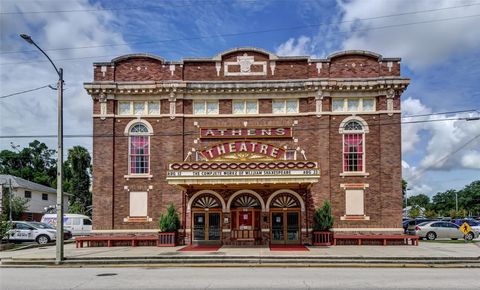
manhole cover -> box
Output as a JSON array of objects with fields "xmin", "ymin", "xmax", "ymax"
[{"xmin": 96, "ymin": 273, "xmax": 118, "ymax": 277}]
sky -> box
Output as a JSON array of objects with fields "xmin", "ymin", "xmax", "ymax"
[{"xmin": 0, "ymin": 0, "xmax": 479, "ymax": 198}]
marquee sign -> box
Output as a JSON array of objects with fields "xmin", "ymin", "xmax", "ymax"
[
  {"xmin": 166, "ymin": 161, "xmax": 321, "ymax": 185},
  {"xmin": 200, "ymin": 127, "xmax": 292, "ymax": 139},
  {"xmin": 200, "ymin": 140, "xmax": 285, "ymax": 160}
]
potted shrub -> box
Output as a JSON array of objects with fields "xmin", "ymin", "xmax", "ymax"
[
  {"xmin": 312, "ymin": 200, "xmax": 334, "ymax": 246},
  {"xmin": 158, "ymin": 204, "xmax": 180, "ymax": 246}
]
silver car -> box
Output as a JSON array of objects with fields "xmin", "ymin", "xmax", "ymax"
[{"xmin": 413, "ymin": 221, "xmax": 479, "ymax": 241}]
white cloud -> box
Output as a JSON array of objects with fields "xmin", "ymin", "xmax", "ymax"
[
  {"xmin": 402, "ymin": 160, "xmax": 433, "ymax": 195},
  {"xmin": 337, "ymin": 0, "xmax": 480, "ymax": 69},
  {"xmin": 401, "ymin": 98, "xmax": 480, "ymax": 171},
  {"xmin": 401, "ymin": 97, "xmax": 431, "ymax": 153},
  {"xmin": 461, "ymin": 150, "xmax": 480, "ymax": 169},
  {"xmin": 275, "ymin": 36, "xmax": 312, "ymax": 56},
  {"xmin": 0, "ymin": 0, "xmax": 131, "ymax": 155}
]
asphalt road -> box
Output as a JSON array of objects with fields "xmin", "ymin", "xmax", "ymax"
[{"xmin": 0, "ymin": 267, "xmax": 478, "ymax": 289}]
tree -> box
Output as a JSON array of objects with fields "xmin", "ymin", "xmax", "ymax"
[
  {"xmin": 313, "ymin": 201, "xmax": 334, "ymax": 231},
  {"xmin": 402, "ymin": 179, "xmax": 408, "ymax": 205},
  {"xmin": 460, "ymin": 180, "xmax": 480, "ymax": 216},
  {"xmin": 407, "ymin": 194, "xmax": 430, "ymax": 209},
  {"xmin": 1, "ymin": 189, "xmax": 29, "ymax": 220},
  {"xmin": 0, "ymin": 140, "xmax": 56, "ymax": 188},
  {"xmin": 159, "ymin": 204, "xmax": 180, "ymax": 232},
  {"xmin": 408, "ymin": 205, "xmax": 421, "ymax": 219},
  {"xmin": 0, "ymin": 214, "xmax": 11, "ymax": 244},
  {"xmin": 424, "ymin": 209, "xmax": 437, "ymax": 219},
  {"xmin": 431, "ymin": 189, "xmax": 457, "ymax": 216},
  {"xmin": 64, "ymin": 146, "xmax": 92, "ymax": 215}
]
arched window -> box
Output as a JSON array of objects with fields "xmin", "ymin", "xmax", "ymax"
[
  {"xmin": 342, "ymin": 120, "xmax": 364, "ymax": 172},
  {"xmin": 129, "ymin": 123, "xmax": 150, "ymax": 174}
]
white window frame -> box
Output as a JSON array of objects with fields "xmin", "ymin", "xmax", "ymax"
[
  {"xmin": 193, "ymin": 100, "xmax": 219, "ymax": 115},
  {"xmin": 232, "ymin": 99, "xmax": 258, "ymax": 115},
  {"xmin": 118, "ymin": 101, "xmax": 161, "ymax": 116},
  {"xmin": 128, "ymin": 123, "xmax": 151, "ymax": 175},
  {"xmin": 272, "ymin": 99, "xmax": 299, "ymax": 114},
  {"xmin": 331, "ymin": 98, "xmax": 376, "ymax": 112},
  {"xmin": 341, "ymin": 119, "xmax": 367, "ymax": 174},
  {"xmin": 129, "ymin": 191, "xmax": 148, "ymax": 217}
]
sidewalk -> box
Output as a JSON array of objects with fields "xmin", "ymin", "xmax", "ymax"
[{"xmin": 1, "ymin": 241, "xmax": 479, "ymax": 267}]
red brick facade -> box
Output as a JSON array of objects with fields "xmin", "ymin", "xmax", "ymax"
[{"xmin": 85, "ymin": 48, "xmax": 409, "ymax": 245}]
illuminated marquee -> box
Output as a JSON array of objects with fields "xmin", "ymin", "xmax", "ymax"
[
  {"xmin": 200, "ymin": 141, "xmax": 285, "ymax": 160},
  {"xmin": 200, "ymin": 127, "xmax": 292, "ymax": 139}
]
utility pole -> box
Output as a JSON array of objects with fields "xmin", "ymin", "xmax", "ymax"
[
  {"xmin": 9, "ymin": 178, "xmax": 12, "ymax": 222},
  {"xmin": 20, "ymin": 34, "xmax": 64, "ymax": 264},
  {"xmin": 455, "ymin": 192, "xmax": 458, "ymax": 212}
]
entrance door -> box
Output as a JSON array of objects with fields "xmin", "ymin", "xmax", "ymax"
[
  {"xmin": 192, "ymin": 211, "xmax": 221, "ymax": 244},
  {"xmin": 270, "ymin": 211, "xmax": 300, "ymax": 244}
]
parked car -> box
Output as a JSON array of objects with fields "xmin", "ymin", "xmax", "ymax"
[
  {"xmin": 406, "ymin": 218, "xmax": 438, "ymax": 235},
  {"xmin": 413, "ymin": 221, "xmax": 479, "ymax": 241},
  {"xmin": 41, "ymin": 214, "xmax": 92, "ymax": 236},
  {"xmin": 26, "ymin": 221, "xmax": 73, "ymax": 240},
  {"xmin": 452, "ymin": 219, "xmax": 480, "ymax": 235},
  {"xmin": 7, "ymin": 221, "xmax": 56, "ymax": 244}
]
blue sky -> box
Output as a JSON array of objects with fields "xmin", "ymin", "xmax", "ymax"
[{"xmin": 1, "ymin": 0, "xmax": 479, "ymax": 198}]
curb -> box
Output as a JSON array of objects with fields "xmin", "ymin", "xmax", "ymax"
[{"xmin": 2, "ymin": 256, "xmax": 480, "ymax": 268}]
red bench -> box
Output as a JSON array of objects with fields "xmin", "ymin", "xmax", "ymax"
[
  {"xmin": 333, "ymin": 234, "xmax": 419, "ymax": 246},
  {"xmin": 75, "ymin": 235, "xmax": 159, "ymax": 248}
]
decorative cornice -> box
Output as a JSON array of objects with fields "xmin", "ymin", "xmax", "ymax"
[{"xmin": 84, "ymin": 78, "xmax": 410, "ymax": 96}]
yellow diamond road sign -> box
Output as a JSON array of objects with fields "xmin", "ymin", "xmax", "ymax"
[{"xmin": 459, "ymin": 222, "xmax": 472, "ymax": 235}]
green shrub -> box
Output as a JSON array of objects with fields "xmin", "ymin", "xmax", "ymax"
[
  {"xmin": 0, "ymin": 215, "xmax": 12, "ymax": 243},
  {"xmin": 313, "ymin": 200, "xmax": 334, "ymax": 231},
  {"xmin": 158, "ymin": 204, "xmax": 180, "ymax": 232}
]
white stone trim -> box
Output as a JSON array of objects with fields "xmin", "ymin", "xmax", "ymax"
[
  {"xmin": 187, "ymin": 190, "xmax": 227, "ymax": 213},
  {"xmin": 266, "ymin": 189, "xmax": 305, "ymax": 212},
  {"xmin": 123, "ymin": 119, "xmax": 154, "ymax": 136},
  {"xmin": 95, "ymin": 110, "xmax": 402, "ymax": 119},
  {"xmin": 338, "ymin": 116, "xmax": 370, "ymax": 134},
  {"xmin": 226, "ymin": 189, "xmax": 266, "ymax": 211}
]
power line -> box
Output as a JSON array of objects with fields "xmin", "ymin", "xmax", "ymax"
[
  {"xmin": 0, "ymin": 115, "xmax": 476, "ymax": 139},
  {"xmin": 2, "ymin": 3, "xmax": 480, "ymax": 55},
  {"xmin": 407, "ymin": 134, "xmax": 480, "ymax": 183},
  {"xmin": 0, "ymin": 0, "xmax": 282, "ymax": 15},
  {"xmin": 1, "ymin": 0, "xmax": 477, "ymax": 16},
  {"xmin": 402, "ymin": 109, "xmax": 479, "ymax": 118},
  {"xmin": 3, "ymin": 13, "xmax": 480, "ymax": 66},
  {"xmin": 0, "ymin": 85, "xmax": 53, "ymax": 99}
]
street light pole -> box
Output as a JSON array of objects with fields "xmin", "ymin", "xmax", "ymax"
[
  {"xmin": 20, "ymin": 34, "xmax": 64, "ymax": 264},
  {"xmin": 455, "ymin": 192, "xmax": 458, "ymax": 212}
]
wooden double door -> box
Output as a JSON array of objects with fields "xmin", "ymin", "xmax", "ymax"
[{"xmin": 270, "ymin": 210, "xmax": 301, "ymax": 244}]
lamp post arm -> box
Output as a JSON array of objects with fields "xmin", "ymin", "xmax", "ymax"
[{"xmin": 30, "ymin": 41, "xmax": 61, "ymax": 78}]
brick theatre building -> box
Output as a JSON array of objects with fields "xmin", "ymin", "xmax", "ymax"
[{"xmin": 84, "ymin": 47, "xmax": 409, "ymax": 245}]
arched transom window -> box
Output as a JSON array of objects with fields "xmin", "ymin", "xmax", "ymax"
[
  {"xmin": 342, "ymin": 120, "xmax": 365, "ymax": 172},
  {"xmin": 129, "ymin": 123, "xmax": 150, "ymax": 174}
]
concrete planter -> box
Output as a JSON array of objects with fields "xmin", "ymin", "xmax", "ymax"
[
  {"xmin": 158, "ymin": 232, "xmax": 177, "ymax": 247},
  {"xmin": 312, "ymin": 231, "xmax": 333, "ymax": 246}
]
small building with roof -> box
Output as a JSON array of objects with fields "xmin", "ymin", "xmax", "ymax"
[{"xmin": 0, "ymin": 174, "xmax": 69, "ymax": 221}]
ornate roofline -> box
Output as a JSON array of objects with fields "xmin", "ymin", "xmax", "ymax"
[{"xmin": 111, "ymin": 53, "xmax": 165, "ymax": 64}]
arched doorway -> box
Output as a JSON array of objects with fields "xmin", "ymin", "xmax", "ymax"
[
  {"xmin": 230, "ymin": 193, "xmax": 262, "ymax": 241},
  {"xmin": 191, "ymin": 193, "xmax": 222, "ymax": 244},
  {"xmin": 269, "ymin": 192, "xmax": 301, "ymax": 244}
]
